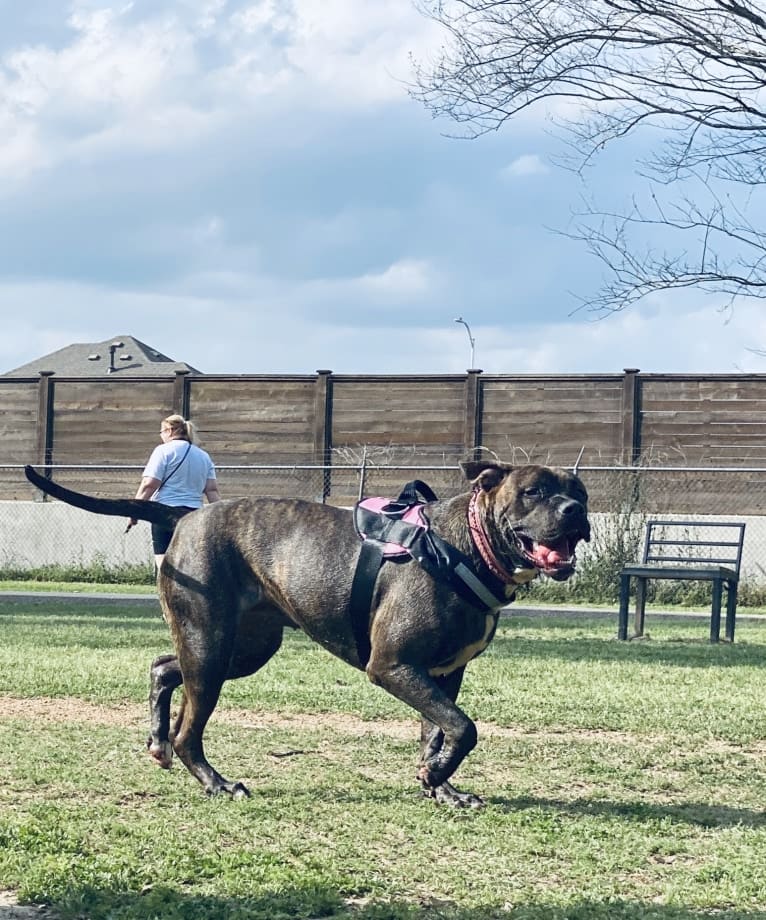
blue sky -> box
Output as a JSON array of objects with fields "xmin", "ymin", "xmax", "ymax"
[{"xmin": 2, "ymin": 0, "xmax": 765, "ymax": 376}]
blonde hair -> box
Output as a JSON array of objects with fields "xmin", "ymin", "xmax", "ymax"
[{"xmin": 163, "ymin": 414, "xmax": 197, "ymax": 444}]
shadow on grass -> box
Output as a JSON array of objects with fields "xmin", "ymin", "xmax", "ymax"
[
  {"xmin": 28, "ymin": 884, "xmax": 766, "ymax": 920},
  {"xmin": 490, "ymin": 793, "xmax": 766, "ymax": 829}
]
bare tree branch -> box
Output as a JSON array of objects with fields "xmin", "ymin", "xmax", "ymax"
[{"xmin": 412, "ymin": 0, "xmax": 766, "ymax": 313}]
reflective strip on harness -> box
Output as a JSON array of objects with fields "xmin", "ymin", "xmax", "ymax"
[{"xmin": 453, "ymin": 562, "xmax": 507, "ymax": 610}]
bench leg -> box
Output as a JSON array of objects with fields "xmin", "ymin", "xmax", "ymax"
[
  {"xmin": 618, "ymin": 574, "xmax": 630, "ymax": 640},
  {"xmin": 725, "ymin": 581, "xmax": 737, "ymax": 643},
  {"xmin": 634, "ymin": 577, "xmax": 647, "ymax": 638},
  {"xmin": 710, "ymin": 578, "xmax": 723, "ymax": 643}
]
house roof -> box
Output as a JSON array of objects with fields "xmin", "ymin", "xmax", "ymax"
[{"xmin": 2, "ymin": 335, "xmax": 202, "ymax": 377}]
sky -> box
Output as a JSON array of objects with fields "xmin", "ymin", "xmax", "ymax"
[{"xmin": 2, "ymin": 0, "xmax": 765, "ymax": 377}]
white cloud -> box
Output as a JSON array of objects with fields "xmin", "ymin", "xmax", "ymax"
[
  {"xmin": 0, "ymin": 0, "xmax": 439, "ymax": 182},
  {"xmin": 501, "ymin": 154, "xmax": 549, "ymax": 178},
  {"xmin": 0, "ymin": 118, "xmax": 48, "ymax": 176},
  {"xmin": 6, "ymin": 8, "xmax": 190, "ymax": 114},
  {"xmin": 285, "ymin": 0, "xmax": 443, "ymax": 106},
  {"xmin": 471, "ymin": 298, "xmax": 766, "ymax": 375},
  {"xmin": 2, "ymin": 276, "xmax": 763, "ymax": 377},
  {"xmin": 1, "ymin": 0, "xmax": 761, "ymax": 386},
  {"xmin": 0, "ymin": 5, "xmax": 202, "ymax": 179},
  {"xmin": 357, "ymin": 259, "xmax": 434, "ymax": 298}
]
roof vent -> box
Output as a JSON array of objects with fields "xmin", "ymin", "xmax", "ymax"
[
  {"xmin": 87, "ymin": 354, "xmax": 100, "ymax": 361},
  {"xmin": 107, "ymin": 341, "xmax": 124, "ymax": 373}
]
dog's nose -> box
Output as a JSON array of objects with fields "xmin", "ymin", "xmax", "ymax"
[
  {"xmin": 557, "ymin": 498, "xmax": 584, "ymax": 517},
  {"xmin": 556, "ymin": 497, "xmax": 590, "ymax": 540}
]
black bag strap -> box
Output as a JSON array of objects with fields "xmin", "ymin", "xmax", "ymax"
[{"xmin": 154, "ymin": 442, "xmax": 192, "ymax": 495}]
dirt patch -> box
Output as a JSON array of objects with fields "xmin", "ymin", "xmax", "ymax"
[
  {"xmin": 0, "ymin": 693, "xmax": 709, "ymax": 746},
  {"xmin": 0, "ymin": 693, "xmax": 587, "ymax": 741},
  {"xmin": 0, "ymin": 694, "xmax": 419, "ymax": 737},
  {"xmin": 0, "ymin": 695, "xmax": 145, "ymax": 728},
  {"xmin": 4, "ymin": 694, "xmax": 766, "ymax": 756},
  {"xmin": 0, "ymin": 891, "xmax": 54, "ymax": 920}
]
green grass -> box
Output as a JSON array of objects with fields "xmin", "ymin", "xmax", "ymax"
[
  {"xmin": 2, "ymin": 600, "xmax": 766, "ymax": 919},
  {"xmin": 0, "ymin": 560, "xmax": 155, "ymax": 586},
  {"xmin": 0, "ymin": 579, "xmax": 154, "ymax": 594}
]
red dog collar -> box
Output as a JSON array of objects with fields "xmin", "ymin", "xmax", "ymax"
[{"xmin": 468, "ymin": 487, "xmax": 525, "ymax": 586}]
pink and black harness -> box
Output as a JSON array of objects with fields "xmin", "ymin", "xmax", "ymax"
[{"xmin": 350, "ymin": 480, "xmax": 515, "ymax": 666}]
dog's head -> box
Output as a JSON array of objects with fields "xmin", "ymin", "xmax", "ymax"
[{"xmin": 461, "ymin": 460, "xmax": 590, "ymax": 582}]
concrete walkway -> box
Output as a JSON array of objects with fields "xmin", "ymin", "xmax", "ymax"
[
  {"xmin": 2, "ymin": 590, "xmax": 765, "ymax": 625},
  {"xmin": 0, "ymin": 589, "xmax": 610, "ymax": 615},
  {"xmin": 0, "ymin": 590, "xmax": 158, "ymax": 605}
]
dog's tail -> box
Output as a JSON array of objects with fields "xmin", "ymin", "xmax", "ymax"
[{"xmin": 24, "ymin": 465, "xmax": 188, "ymax": 529}]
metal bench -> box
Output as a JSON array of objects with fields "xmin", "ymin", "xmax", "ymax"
[{"xmin": 617, "ymin": 519, "xmax": 746, "ymax": 643}]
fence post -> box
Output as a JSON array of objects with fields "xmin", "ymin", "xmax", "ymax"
[
  {"xmin": 173, "ymin": 369, "xmax": 190, "ymax": 419},
  {"xmin": 357, "ymin": 445, "xmax": 368, "ymax": 501},
  {"xmin": 463, "ymin": 368, "xmax": 483, "ymax": 459},
  {"xmin": 621, "ymin": 368, "xmax": 641, "ymax": 464},
  {"xmin": 313, "ymin": 369, "xmax": 333, "ymax": 502},
  {"xmin": 36, "ymin": 371, "xmax": 55, "ymax": 489}
]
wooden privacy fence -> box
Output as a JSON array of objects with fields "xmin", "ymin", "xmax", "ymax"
[{"xmin": 4, "ymin": 368, "xmax": 766, "ymax": 512}]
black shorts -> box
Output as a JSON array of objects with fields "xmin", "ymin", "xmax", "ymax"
[{"xmin": 151, "ymin": 507, "xmax": 195, "ymax": 554}]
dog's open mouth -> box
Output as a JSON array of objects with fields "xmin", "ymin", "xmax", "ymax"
[{"xmin": 517, "ymin": 533, "xmax": 582, "ymax": 580}]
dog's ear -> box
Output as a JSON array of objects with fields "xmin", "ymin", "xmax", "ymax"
[{"xmin": 460, "ymin": 460, "xmax": 513, "ymax": 492}]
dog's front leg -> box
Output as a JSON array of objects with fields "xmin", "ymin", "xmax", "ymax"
[
  {"xmin": 366, "ymin": 657, "xmax": 478, "ymax": 794},
  {"xmin": 419, "ymin": 669, "xmax": 484, "ymax": 808}
]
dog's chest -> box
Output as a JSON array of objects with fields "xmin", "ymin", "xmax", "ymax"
[{"xmin": 428, "ymin": 612, "xmax": 499, "ymax": 677}]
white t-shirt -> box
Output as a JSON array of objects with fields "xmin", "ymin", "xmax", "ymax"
[{"xmin": 142, "ymin": 439, "xmax": 216, "ymax": 508}]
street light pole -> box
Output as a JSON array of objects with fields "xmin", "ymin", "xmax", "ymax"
[{"xmin": 454, "ymin": 316, "xmax": 475, "ymax": 369}]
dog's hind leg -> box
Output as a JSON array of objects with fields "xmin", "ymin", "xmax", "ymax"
[
  {"xmin": 170, "ymin": 609, "xmax": 287, "ymax": 798},
  {"xmin": 147, "ymin": 654, "xmax": 182, "ymax": 768},
  {"xmin": 171, "ymin": 661, "xmax": 250, "ymax": 798},
  {"xmin": 418, "ymin": 668, "xmax": 483, "ymax": 809}
]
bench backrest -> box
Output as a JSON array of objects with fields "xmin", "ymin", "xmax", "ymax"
[{"xmin": 641, "ymin": 520, "xmax": 746, "ymax": 574}]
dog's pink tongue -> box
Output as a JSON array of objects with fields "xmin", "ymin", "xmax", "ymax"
[{"xmin": 532, "ymin": 538, "xmax": 570, "ymax": 567}]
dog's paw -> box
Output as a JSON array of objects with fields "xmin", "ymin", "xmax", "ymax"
[
  {"xmin": 147, "ymin": 739, "xmax": 174, "ymax": 769},
  {"xmin": 205, "ymin": 780, "xmax": 252, "ymax": 800},
  {"xmin": 420, "ymin": 778, "xmax": 484, "ymax": 809}
]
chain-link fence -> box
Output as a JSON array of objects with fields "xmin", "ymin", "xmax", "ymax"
[{"xmin": 4, "ymin": 460, "xmax": 766, "ymax": 602}]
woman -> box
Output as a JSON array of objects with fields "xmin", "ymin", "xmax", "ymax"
[{"xmin": 129, "ymin": 414, "xmax": 221, "ymax": 571}]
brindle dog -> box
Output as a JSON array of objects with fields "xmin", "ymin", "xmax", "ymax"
[{"xmin": 25, "ymin": 460, "xmax": 589, "ymax": 807}]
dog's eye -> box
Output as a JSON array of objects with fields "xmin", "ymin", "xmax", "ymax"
[{"xmin": 523, "ymin": 487, "xmax": 543, "ymax": 498}]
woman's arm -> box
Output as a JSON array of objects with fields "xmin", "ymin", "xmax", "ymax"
[
  {"xmin": 128, "ymin": 475, "xmax": 162, "ymax": 528},
  {"xmin": 203, "ymin": 478, "xmax": 221, "ymax": 503},
  {"xmin": 135, "ymin": 476, "xmax": 162, "ymax": 501}
]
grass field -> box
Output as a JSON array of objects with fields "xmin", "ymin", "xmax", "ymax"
[{"xmin": 1, "ymin": 596, "xmax": 766, "ymax": 919}]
